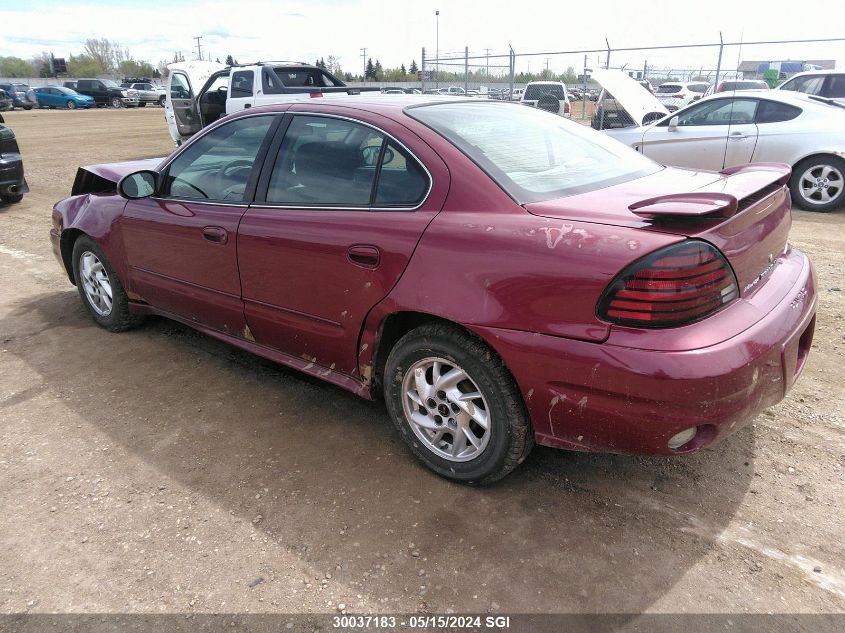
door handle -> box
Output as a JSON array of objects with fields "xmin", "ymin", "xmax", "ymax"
[
  {"xmin": 729, "ymin": 132, "xmax": 747, "ymax": 140},
  {"xmin": 347, "ymin": 244, "xmax": 380, "ymax": 269},
  {"xmin": 202, "ymin": 226, "xmax": 228, "ymax": 244}
]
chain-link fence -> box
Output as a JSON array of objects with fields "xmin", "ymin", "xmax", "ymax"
[{"xmin": 410, "ymin": 36, "xmax": 844, "ymax": 127}]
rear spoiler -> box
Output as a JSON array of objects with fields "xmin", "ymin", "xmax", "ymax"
[{"xmin": 629, "ymin": 163, "xmax": 791, "ymax": 220}]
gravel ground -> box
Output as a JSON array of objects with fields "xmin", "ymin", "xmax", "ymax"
[{"xmin": 0, "ymin": 107, "xmax": 843, "ymax": 617}]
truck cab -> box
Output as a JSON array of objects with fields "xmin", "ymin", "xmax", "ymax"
[{"xmin": 164, "ymin": 60, "xmax": 379, "ymax": 144}]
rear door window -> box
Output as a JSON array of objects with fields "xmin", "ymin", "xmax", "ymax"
[
  {"xmin": 824, "ymin": 75, "xmax": 845, "ymax": 98},
  {"xmin": 755, "ymin": 100, "xmax": 802, "ymax": 124},
  {"xmin": 780, "ymin": 75, "xmax": 824, "ymax": 95},
  {"xmin": 170, "ymin": 73, "xmax": 192, "ymax": 100},
  {"xmin": 676, "ymin": 98, "xmax": 758, "ymax": 126},
  {"xmin": 230, "ymin": 71, "xmax": 254, "ymax": 98}
]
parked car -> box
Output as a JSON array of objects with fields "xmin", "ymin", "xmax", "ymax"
[
  {"xmin": 402, "ymin": 88, "xmax": 422, "ymax": 95},
  {"xmin": 121, "ymin": 82, "xmax": 164, "ymax": 107},
  {"xmin": 604, "ymin": 89, "xmax": 845, "ymax": 211},
  {"xmin": 424, "ymin": 88, "xmax": 444, "ymax": 95},
  {"xmin": 63, "ymin": 81, "xmax": 77, "ymax": 91},
  {"xmin": 521, "ymin": 81, "xmax": 571, "ymax": 117},
  {"xmin": 590, "ymin": 71, "xmax": 668, "ymax": 130},
  {"xmin": 705, "ymin": 79, "xmax": 769, "ymax": 96},
  {"xmin": 50, "ymin": 97, "xmax": 816, "ymax": 483},
  {"xmin": 654, "ymin": 81, "xmax": 709, "ymax": 111},
  {"xmin": 0, "ymin": 121, "xmax": 28, "ymax": 203},
  {"xmin": 0, "ymin": 83, "xmax": 35, "ymax": 110},
  {"xmin": 73, "ymin": 79, "xmax": 139, "ymax": 108},
  {"xmin": 0, "ymin": 89, "xmax": 12, "ymax": 113},
  {"xmin": 444, "ymin": 86, "xmax": 466, "ymax": 96},
  {"xmin": 382, "ymin": 89, "xmax": 405, "ymax": 95},
  {"xmin": 165, "ymin": 60, "xmax": 380, "ymax": 145},
  {"xmin": 510, "ymin": 87, "xmax": 524, "ymax": 101},
  {"xmin": 777, "ymin": 70, "xmax": 845, "ymax": 105},
  {"xmin": 32, "ymin": 86, "xmax": 96, "ymax": 110}
]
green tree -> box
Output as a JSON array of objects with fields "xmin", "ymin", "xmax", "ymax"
[
  {"xmin": 0, "ymin": 56, "xmax": 32, "ymax": 77},
  {"xmin": 67, "ymin": 54, "xmax": 104, "ymax": 78},
  {"xmin": 400, "ymin": 64, "xmax": 406, "ymax": 76},
  {"xmin": 374, "ymin": 60, "xmax": 383, "ymax": 80},
  {"xmin": 365, "ymin": 58, "xmax": 375, "ymax": 80},
  {"xmin": 409, "ymin": 60, "xmax": 418, "ymax": 74}
]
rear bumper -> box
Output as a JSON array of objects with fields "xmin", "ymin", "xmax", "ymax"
[
  {"xmin": 0, "ymin": 154, "xmax": 28, "ymax": 196},
  {"xmin": 469, "ymin": 247, "xmax": 817, "ymax": 455}
]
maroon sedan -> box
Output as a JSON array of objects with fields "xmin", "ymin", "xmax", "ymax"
[{"xmin": 50, "ymin": 97, "xmax": 817, "ymax": 484}]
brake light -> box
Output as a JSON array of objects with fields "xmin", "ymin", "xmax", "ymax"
[
  {"xmin": 564, "ymin": 100, "xmax": 570, "ymax": 114},
  {"xmin": 309, "ymin": 92, "xmax": 323, "ymax": 98},
  {"xmin": 677, "ymin": 92, "xmax": 688, "ymax": 98},
  {"xmin": 597, "ymin": 241, "xmax": 738, "ymax": 328}
]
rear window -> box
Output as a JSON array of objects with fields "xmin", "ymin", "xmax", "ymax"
[
  {"xmin": 688, "ymin": 83, "xmax": 709, "ymax": 93},
  {"xmin": 408, "ymin": 102, "xmax": 660, "ymax": 204},
  {"xmin": 524, "ymin": 84, "xmax": 564, "ymax": 100},
  {"xmin": 656, "ymin": 84, "xmax": 682, "ymax": 94},
  {"xmin": 826, "ymin": 75, "xmax": 845, "ymax": 98}
]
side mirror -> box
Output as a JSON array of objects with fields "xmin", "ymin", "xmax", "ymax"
[
  {"xmin": 667, "ymin": 116, "xmax": 679, "ymax": 131},
  {"xmin": 118, "ymin": 170, "xmax": 157, "ymax": 199}
]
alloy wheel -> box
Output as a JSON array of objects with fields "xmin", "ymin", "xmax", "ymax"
[
  {"xmin": 401, "ymin": 357, "xmax": 491, "ymax": 462},
  {"xmin": 79, "ymin": 251, "xmax": 113, "ymax": 316},
  {"xmin": 799, "ymin": 163, "xmax": 843, "ymax": 206}
]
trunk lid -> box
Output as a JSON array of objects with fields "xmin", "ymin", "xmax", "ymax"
[
  {"xmin": 524, "ymin": 163, "xmax": 792, "ymax": 296},
  {"xmin": 590, "ymin": 68, "xmax": 668, "ymax": 126}
]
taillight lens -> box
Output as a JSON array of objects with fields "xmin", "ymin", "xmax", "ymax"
[
  {"xmin": 598, "ymin": 241, "xmax": 738, "ymax": 328},
  {"xmin": 564, "ymin": 100, "xmax": 570, "ymax": 114}
]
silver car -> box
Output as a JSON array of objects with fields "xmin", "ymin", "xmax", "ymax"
[
  {"xmin": 122, "ymin": 82, "xmax": 165, "ymax": 107},
  {"xmin": 605, "ymin": 90, "xmax": 845, "ymax": 212}
]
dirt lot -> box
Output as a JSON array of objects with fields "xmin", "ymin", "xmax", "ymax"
[{"xmin": 0, "ymin": 107, "xmax": 844, "ymax": 618}]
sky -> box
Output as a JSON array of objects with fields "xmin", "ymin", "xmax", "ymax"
[{"xmin": 1, "ymin": 0, "xmax": 843, "ymax": 77}]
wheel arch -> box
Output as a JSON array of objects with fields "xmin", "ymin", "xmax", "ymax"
[
  {"xmin": 790, "ymin": 151, "xmax": 845, "ymax": 172},
  {"xmin": 59, "ymin": 228, "xmax": 86, "ymax": 284}
]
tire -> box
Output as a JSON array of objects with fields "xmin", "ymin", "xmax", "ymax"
[
  {"xmin": 71, "ymin": 235, "xmax": 143, "ymax": 332},
  {"xmin": 537, "ymin": 94, "xmax": 560, "ymax": 114},
  {"xmin": 1, "ymin": 193, "xmax": 23, "ymax": 204},
  {"xmin": 139, "ymin": 102, "xmax": 146, "ymax": 107},
  {"xmin": 110, "ymin": 96, "xmax": 122, "ymax": 108},
  {"xmin": 158, "ymin": 95, "xmax": 166, "ymax": 107},
  {"xmin": 790, "ymin": 155, "xmax": 845, "ymax": 212},
  {"xmin": 384, "ymin": 323, "xmax": 534, "ymax": 485},
  {"xmin": 66, "ymin": 100, "xmax": 76, "ymax": 110}
]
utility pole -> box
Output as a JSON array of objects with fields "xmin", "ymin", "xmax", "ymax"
[
  {"xmin": 360, "ymin": 48, "xmax": 367, "ymax": 79},
  {"xmin": 193, "ymin": 36, "xmax": 203, "ymax": 61},
  {"xmin": 435, "ymin": 10, "xmax": 440, "ymax": 88},
  {"xmin": 484, "ymin": 48, "xmax": 491, "ymax": 78},
  {"xmin": 545, "ymin": 57, "xmax": 550, "ymax": 76}
]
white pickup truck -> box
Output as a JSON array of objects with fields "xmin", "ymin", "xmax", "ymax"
[{"xmin": 165, "ymin": 60, "xmax": 380, "ymax": 144}]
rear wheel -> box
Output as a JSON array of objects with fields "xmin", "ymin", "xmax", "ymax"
[
  {"xmin": 1, "ymin": 193, "xmax": 23, "ymax": 204},
  {"xmin": 66, "ymin": 100, "xmax": 76, "ymax": 110},
  {"xmin": 158, "ymin": 95, "xmax": 166, "ymax": 107},
  {"xmin": 791, "ymin": 155, "xmax": 845, "ymax": 212},
  {"xmin": 384, "ymin": 323, "xmax": 534, "ymax": 484},
  {"xmin": 110, "ymin": 96, "xmax": 122, "ymax": 108},
  {"xmin": 71, "ymin": 236, "xmax": 143, "ymax": 332}
]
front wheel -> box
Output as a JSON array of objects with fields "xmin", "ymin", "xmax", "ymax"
[
  {"xmin": 110, "ymin": 96, "xmax": 122, "ymax": 108},
  {"xmin": 66, "ymin": 100, "xmax": 76, "ymax": 110},
  {"xmin": 159, "ymin": 95, "xmax": 166, "ymax": 107},
  {"xmin": 71, "ymin": 236, "xmax": 143, "ymax": 332},
  {"xmin": 1, "ymin": 193, "xmax": 23, "ymax": 204},
  {"xmin": 790, "ymin": 156, "xmax": 845, "ymax": 212},
  {"xmin": 384, "ymin": 323, "xmax": 534, "ymax": 484}
]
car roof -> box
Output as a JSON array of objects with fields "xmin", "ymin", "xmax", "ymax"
[
  {"xmin": 784, "ymin": 69, "xmax": 843, "ymax": 78},
  {"xmin": 238, "ymin": 95, "xmax": 501, "ymax": 118},
  {"xmin": 694, "ymin": 89, "xmax": 840, "ymax": 111}
]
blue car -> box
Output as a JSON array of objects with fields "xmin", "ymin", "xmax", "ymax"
[{"xmin": 32, "ymin": 86, "xmax": 95, "ymax": 110}]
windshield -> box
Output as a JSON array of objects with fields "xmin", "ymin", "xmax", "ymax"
[
  {"xmin": 408, "ymin": 102, "xmax": 661, "ymax": 203},
  {"xmin": 101, "ymin": 79, "xmax": 121, "ymax": 88},
  {"xmin": 56, "ymin": 86, "xmax": 77, "ymax": 95}
]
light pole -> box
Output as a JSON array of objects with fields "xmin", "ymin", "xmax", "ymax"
[
  {"xmin": 360, "ymin": 47, "xmax": 367, "ymax": 79},
  {"xmin": 435, "ymin": 10, "xmax": 440, "ymax": 88}
]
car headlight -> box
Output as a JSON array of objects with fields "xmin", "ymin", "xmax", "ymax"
[{"xmin": 121, "ymin": 90, "xmax": 128, "ymax": 97}]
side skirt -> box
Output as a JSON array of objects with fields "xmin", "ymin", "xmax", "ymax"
[{"xmin": 129, "ymin": 303, "xmax": 373, "ymax": 399}]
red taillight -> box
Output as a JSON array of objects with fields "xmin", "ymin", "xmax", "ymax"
[
  {"xmin": 564, "ymin": 100, "xmax": 570, "ymax": 114},
  {"xmin": 309, "ymin": 92, "xmax": 323, "ymax": 98},
  {"xmin": 677, "ymin": 92, "xmax": 688, "ymax": 98},
  {"xmin": 597, "ymin": 241, "xmax": 738, "ymax": 328}
]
